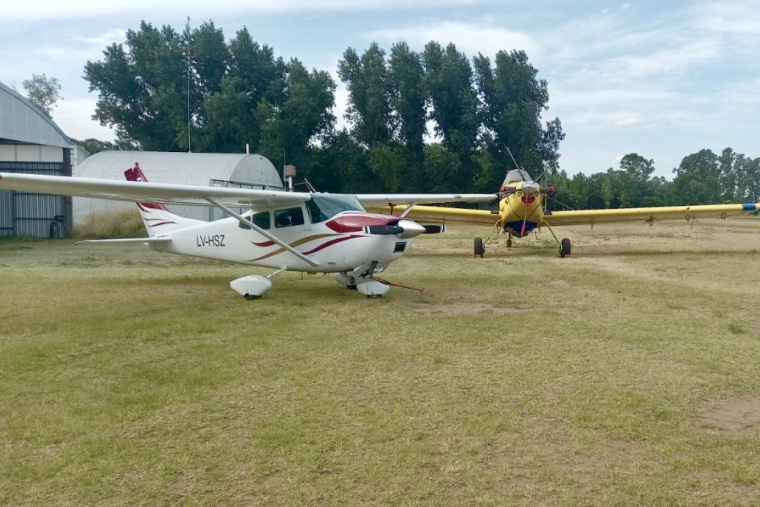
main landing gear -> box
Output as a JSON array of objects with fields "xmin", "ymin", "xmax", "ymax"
[
  {"xmin": 334, "ymin": 262, "xmax": 391, "ymax": 297},
  {"xmin": 472, "ymin": 228, "xmax": 572, "ymax": 257},
  {"xmin": 230, "ymin": 268, "xmax": 287, "ymax": 299},
  {"xmin": 474, "ymin": 237, "xmax": 485, "ymax": 258}
]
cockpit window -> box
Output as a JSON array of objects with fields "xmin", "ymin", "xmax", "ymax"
[
  {"xmin": 306, "ymin": 194, "xmax": 365, "ymax": 223},
  {"xmin": 239, "ymin": 211, "xmax": 271, "ymax": 230},
  {"xmin": 274, "ymin": 207, "xmax": 305, "ymax": 228},
  {"xmin": 503, "ymin": 168, "xmax": 533, "ymax": 184}
]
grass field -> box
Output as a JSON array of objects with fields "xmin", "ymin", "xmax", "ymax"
[{"xmin": 2, "ymin": 218, "xmax": 760, "ymax": 506}]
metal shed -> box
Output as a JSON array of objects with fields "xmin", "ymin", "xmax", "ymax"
[
  {"xmin": 74, "ymin": 151, "xmax": 285, "ymax": 222},
  {"xmin": 0, "ymin": 81, "xmax": 74, "ymax": 238}
]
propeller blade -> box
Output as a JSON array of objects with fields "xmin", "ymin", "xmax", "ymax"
[
  {"xmin": 365, "ymin": 225, "xmax": 404, "ymax": 235},
  {"xmin": 365, "ymin": 219, "xmax": 426, "ymax": 239}
]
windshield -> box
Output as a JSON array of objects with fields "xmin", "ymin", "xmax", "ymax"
[
  {"xmin": 503, "ymin": 168, "xmax": 533, "ymax": 184},
  {"xmin": 306, "ymin": 194, "xmax": 365, "ymax": 223}
]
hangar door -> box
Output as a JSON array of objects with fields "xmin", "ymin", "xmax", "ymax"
[{"xmin": 0, "ymin": 162, "xmax": 72, "ymax": 238}]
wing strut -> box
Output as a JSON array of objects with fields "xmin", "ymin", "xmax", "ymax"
[
  {"xmin": 399, "ymin": 201, "xmax": 418, "ymax": 218},
  {"xmin": 205, "ymin": 197, "xmax": 321, "ymax": 267}
]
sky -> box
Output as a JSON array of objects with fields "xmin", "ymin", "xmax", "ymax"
[{"xmin": 1, "ymin": 0, "xmax": 758, "ymax": 180}]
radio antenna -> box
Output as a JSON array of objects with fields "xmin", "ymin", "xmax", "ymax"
[{"xmin": 186, "ymin": 16, "xmax": 191, "ymax": 153}]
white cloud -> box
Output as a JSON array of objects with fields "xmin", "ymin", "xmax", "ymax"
[
  {"xmin": 52, "ymin": 97, "xmax": 114, "ymax": 141},
  {"xmin": 368, "ymin": 20, "xmax": 539, "ymax": 59},
  {"xmin": 1, "ymin": 0, "xmax": 501, "ymax": 23},
  {"xmin": 697, "ymin": 1, "xmax": 760, "ymax": 37},
  {"xmin": 74, "ymin": 29, "xmax": 129, "ymax": 48}
]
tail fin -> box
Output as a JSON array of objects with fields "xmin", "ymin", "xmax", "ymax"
[{"xmin": 124, "ymin": 163, "xmax": 204, "ymax": 237}]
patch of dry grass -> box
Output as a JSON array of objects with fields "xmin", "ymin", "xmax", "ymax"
[
  {"xmin": 2, "ymin": 217, "xmax": 760, "ymax": 505},
  {"xmin": 73, "ymin": 208, "xmax": 146, "ymax": 239}
]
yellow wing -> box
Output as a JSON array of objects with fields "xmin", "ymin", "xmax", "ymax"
[
  {"xmin": 544, "ymin": 203, "xmax": 760, "ymax": 226},
  {"xmin": 366, "ymin": 204, "xmax": 499, "ymax": 226},
  {"xmin": 368, "ymin": 202, "xmax": 760, "ymax": 227}
]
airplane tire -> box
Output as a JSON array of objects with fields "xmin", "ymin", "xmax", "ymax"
[
  {"xmin": 559, "ymin": 238, "xmax": 571, "ymax": 258},
  {"xmin": 474, "ymin": 237, "xmax": 485, "ymax": 258}
]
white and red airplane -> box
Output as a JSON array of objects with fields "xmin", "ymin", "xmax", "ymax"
[{"xmin": 0, "ymin": 165, "xmax": 495, "ymax": 298}]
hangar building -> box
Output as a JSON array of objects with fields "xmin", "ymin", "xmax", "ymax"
[
  {"xmin": 74, "ymin": 151, "xmax": 286, "ymax": 222},
  {"xmin": 0, "ymin": 81, "xmax": 76, "ymax": 238}
]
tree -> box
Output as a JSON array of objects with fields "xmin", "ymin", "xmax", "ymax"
[
  {"xmin": 202, "ymin": 28, "xmax": 286, "ymax": 153},
  {"xmin": 84, "ymin": 21, "xmax": 334, "ymax": 159},
  {"xmin": 473, "ymin": 50, "xmax": 562, "ymax": 186},
  {"xmin": 388, "ymin": 42, "xmax": 427, "ymax": 191},
  {"xmin": 618, "ymin": 153, "xmax": 656, "ymax": 206},
  {"xmin": 22, "ymin": 74, "xmax": 62, "ymax": 118},
  {"xmin": 422, "ymin": 42, "xmax": 480, "ymax": 191},
  {"xmin": 672, "ymin": 149, "xmax": 722, "ymax": 204},
  {"xmin": 85, "ymin": 21, "xmax": 187, "ymax": 150},
  {"xmin": 257, "ymin": 59, "xmax": 336, "ymax": 171},
  {"xmin": 338, "ymin": 43, "xmax": 394, "ymax": 148},
  {"xmin": 718, "ymin": 147, "xmax": 737, "ymax": 201}
]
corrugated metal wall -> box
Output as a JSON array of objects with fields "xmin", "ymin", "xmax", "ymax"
[{"xmin": 0, "ymin": 159, "xmax": 72, "ymax": 238}]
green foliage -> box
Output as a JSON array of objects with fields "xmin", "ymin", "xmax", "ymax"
[
  {"xmin": 84, "ymin": 21, "xmax": 334, "ymax": 157},
  {"xmin": 22, "ymin": 73, "xmax": 61, "ymax": 118},
  {"xmin": 338, "ymin": 43, "xmax": 394, "ymax": 148},
  {"xmin": 546, "ymin": 148, "xmax": 760, "ymax": 211},
  {"xmin": 473, "ymin": 49, "xmax": 561, "ymax": 180},
  {"xmin": 80, "ymin": 20, "xmax": 758, "ymax": 202}
]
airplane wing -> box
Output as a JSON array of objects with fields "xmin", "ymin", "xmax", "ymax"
[
  {"xmin": 0, "ymin": 172, "xmax": 311, "ymax": 208},
  {"xmin": 357, "ymin": 194, "xmax": 497, "ymax": 206},
  {"xmin": 543, "ymin": 203, "xmax": 760, "ymax": 226},
  {"xmin": 368, "ymin": 204, "xmax": 499, "ymax": 225},
  {"xmin": 0, "ymin": 172, "xmax": 497, "ymax": 209},
  {"xmin": 371, "ymin": 202, "xmax": 760, "ymax": 227}
]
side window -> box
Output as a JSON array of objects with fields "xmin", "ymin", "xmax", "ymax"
[
  {"xmin": 252, "ymin": 211, "xmax": 271, "ymax": 229},
  {"xmin": 274, "ymin": 207, "xmax": 305, "ymax": 228},
  {"xmin": 238, "ymin": 211, "xmax": 271, "ymax": 230}
]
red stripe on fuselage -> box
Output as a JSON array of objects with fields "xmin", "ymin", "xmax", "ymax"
[{"xmin": 302, "ymin": 235, "xmax": 361, "ymax": 255}]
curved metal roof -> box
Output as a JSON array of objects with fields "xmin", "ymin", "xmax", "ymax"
[
  {"xmin": 0, "ymin": 81, "xmax": 72, "ymax": 148},
  {"xmin": 75, "ymin": 150, "xmax": 284, "ymax": 190},
  {"xmin": 72, "ymin": 151, "xmax": 285, "ymax": 222}
]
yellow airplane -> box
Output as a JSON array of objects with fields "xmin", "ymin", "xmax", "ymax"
[{"xmin": 373, "ymin": 167, "xmax": 760, "ymax": 257}]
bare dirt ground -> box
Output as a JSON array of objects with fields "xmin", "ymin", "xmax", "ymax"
[{"xmin": 700, "ymin": 398, "xmax": 760, "ymax": 435}]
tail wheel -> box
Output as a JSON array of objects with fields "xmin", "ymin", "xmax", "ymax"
[
  {"xmin": 474, "ymin": 237, "xmax": 485, "ymax": 258},
  {"xmin": 559, "ymin": 238, "xmax": 571, "ymax": 258}
]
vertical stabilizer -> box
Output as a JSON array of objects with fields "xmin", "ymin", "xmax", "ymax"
[{"xmin": 124, "ymin": 163, "xmax": 204, "ymax": 237}]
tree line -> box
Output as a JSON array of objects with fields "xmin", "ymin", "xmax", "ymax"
[
  {"xmin": 546, "ymin": 150, "xmax": 760, "ymax": 211},
  {"xmin": 76, "ymin": 20, "xmax": 758, "ymax": 207},
  {"xmin": 81, "ymin": 20, "xmax": 561, "ymax": 194}
]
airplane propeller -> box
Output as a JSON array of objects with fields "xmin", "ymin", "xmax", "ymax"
[{"xmin": 364, "ymin": 219, "xmax": 426, "ymax": 239}]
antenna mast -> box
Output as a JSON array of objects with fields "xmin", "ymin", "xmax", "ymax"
[{"xmin": 186, "ymin": 16, "xmax": 191, "ymax": 153}]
